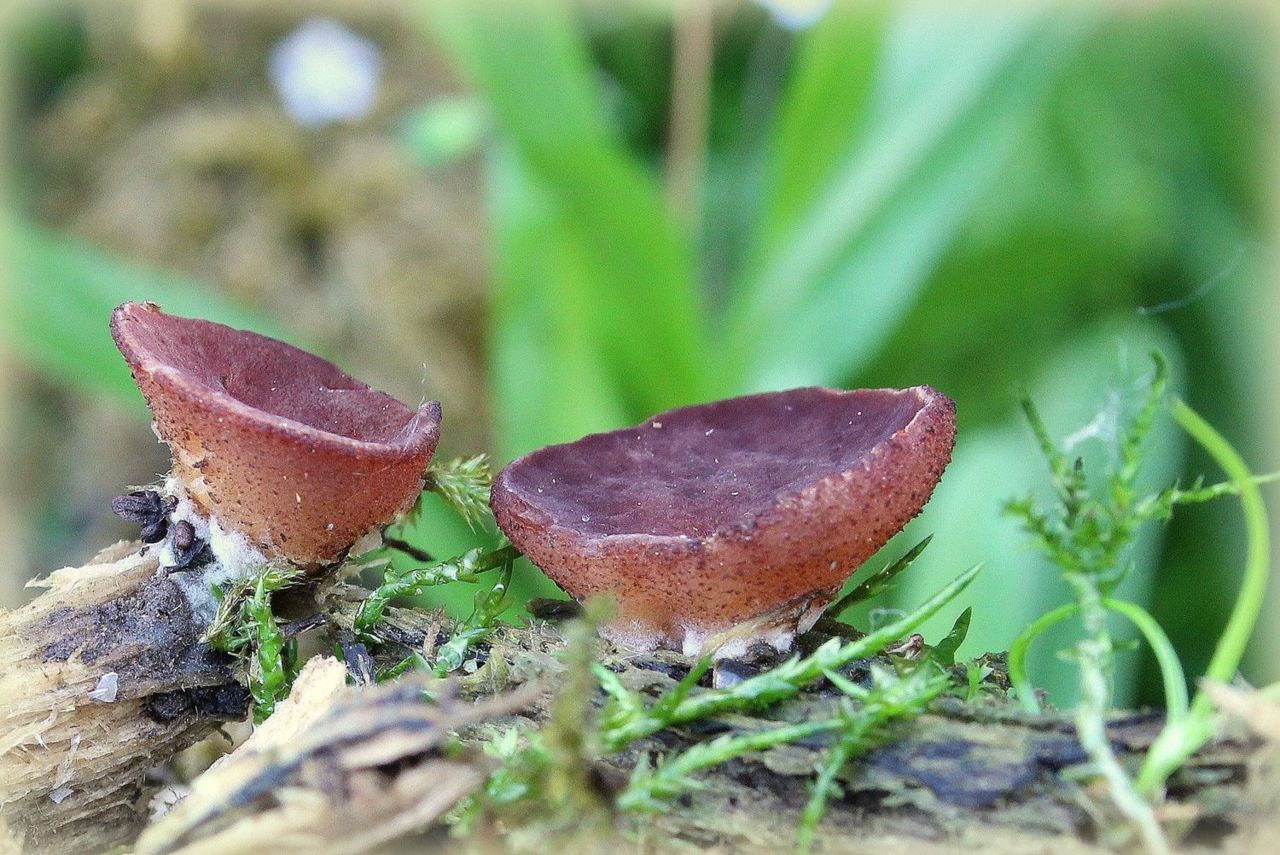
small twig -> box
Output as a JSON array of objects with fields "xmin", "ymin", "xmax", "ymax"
[{"xmin": 383, "ymin": 535, "xmax": 435, "ymax": 563}]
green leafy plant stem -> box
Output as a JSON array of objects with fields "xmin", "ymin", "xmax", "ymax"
[
  {"xmin": 795, "ymin": 725, "xmax": 856, "ymax": 855},
  {"xmin": 433, "ymin": 559, "xmax": 515, "ymax": 675},
  {"xmin": 1006, "ymin": 359, "xmax": 1270, "ymax": 850},
  {"xmin": 1137, "ymin": 399, "xmax": 1271, "ymax": 795},
  {"xmin": 1005, "ymin": 355, "xmax": 1175, "ymax": 852},
  {"xmin": 354, "ymin": 542, "xmax": 521, "ymax": 638},
  {"xmin": 1069, "ymin": 572, "xmax": 1169, "ymax": 855},
  {"xmin": 618, "ymin": 719, "xmax": 840, "ymax": 812},
  {"xmin": 1008, "ymin": 599, "xmax": 1187, "ymax": 719},
  {"xmin": 247, "ymin": 584, "xmax": 290, "ymax": 723},
  {"xmin": 794, "ymin": 666, "xmax": 950, "ymax": 854},
  {"xmin": 202, "ymin": 565, "xmax": 303, "ymax": 723},
  {"xmin": 600, "ymin": 562, "xmax": 981, "ymax": 750}
]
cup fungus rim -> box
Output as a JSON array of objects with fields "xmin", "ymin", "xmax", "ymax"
[
  {"xmin": 111, "ymin": 302, "xmax": 442, "ymax": 460},
  {"xmin": 492, "ymin": 384, "xmax": 953, "ymax": 549}
]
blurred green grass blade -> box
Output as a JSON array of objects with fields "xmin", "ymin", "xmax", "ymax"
[
  {"xmin": 424, "ymin": 0, "xmax": 606, "ymax": 151},
  {"xmin": 730, "ymin": 8, "xmax": 1095, "ymax": 390},
  {"xmin": 424, "ymin": 0, "xmax": 714, "ymax": 417},
  {"xmin": 1, "ymin": 219, "xmax": 289, "ymax": 407},
  {"xmin": 486, "ymin": 144, "xmax": 630, "ymax": 459},
  {"xmin": 756, "ymin": 2, "xmax": 885, "ymax": 253}
]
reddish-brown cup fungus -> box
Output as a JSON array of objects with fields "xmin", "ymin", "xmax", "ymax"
[
  {"xmin": 111, "ymin": 302, "xmax": 441, "ymax": 569},
  {"xmin": 491, "ymin": 386, "xmax": 955, "ymax": 657}
]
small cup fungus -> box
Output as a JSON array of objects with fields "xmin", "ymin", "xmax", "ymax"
[
  {"xmin": 111, "ymin": 302, "xmax": 441, "ymax": 571},
  {"xmin": 491, "ymin": 386, "xmax": 955, "ymax": 658}
]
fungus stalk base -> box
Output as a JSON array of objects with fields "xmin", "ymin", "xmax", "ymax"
[
  {"xmin": 606, "ymin": 589, "xmax": 837, "ymax": 660},
  {"xmin": 156, "ymin": 479, "xmax": 273, "ymax": 622}
]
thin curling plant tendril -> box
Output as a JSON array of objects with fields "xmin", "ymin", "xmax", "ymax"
[
  {"xmin": 1007, "ymin": 354, "xmax": 1274, "ymax": 851},
  {"xmin": 1136, "ymin": 399, "xmax": 1271, "ymax": 795},
  {"xmin": 1009, "ymin": 599, "xmax": 1188, "ymax": 720}
]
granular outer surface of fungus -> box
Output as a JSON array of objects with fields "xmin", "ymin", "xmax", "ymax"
[
  {"xmin": 111, "ymin": 302, "xmax": 441, "ymax": 567},
  {"xmin": 492, "ymin": 386, "xmax": 956, "ymax": 657}
]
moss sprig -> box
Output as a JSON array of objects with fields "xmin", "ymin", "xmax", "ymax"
[
  {"xmin": 614, "ymin": 661, "xmax": 947, "ymax": 836},
  {"xmin": 795, "ymin": 664, "xmax": 951, "ymax": 853},
  {"xmin": 596, "ymin": 561, "xmax": 981, "ymax": 752},
  {"xmin": 433, "ymin": 558, "xmax": 515, "ymax": 675},
  {"xmin": 421, "ymin": 454, "xmax": 495, "ymax": 529},
  {"xmin": 621, "ymin": 718, "xmax": 839, "ymax": 812},
  {"xmin": 1006, "ymin": 355, "xmax": 1174, "ymax": 851},
  {"xmin": 449, "ymin": 605, "xmax": 612, "ymax": 840},
  {"xmin": 824, "ymin": 534, "xmax": 932, "ymax": 619},
  {"xmin": 203, "ymin": 564, "xmax": 305, "ymax": 723},
  {"xmin": 1007, "ymin": 352, "xmax": 1276, "ymax": 852},
  {"xmin": 353, "ymin": 541, "xmax": 521, "ymax": 640}
]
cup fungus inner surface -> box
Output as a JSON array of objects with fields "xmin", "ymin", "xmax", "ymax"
[
  {"xmin": 111, "ymin": 302, "xmax": 440, "ymax": 571},
  {"xmin": 492, "ymin": 386, "xmax": 955, "ymax": 656}
]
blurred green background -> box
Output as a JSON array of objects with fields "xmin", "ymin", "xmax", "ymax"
[{"xmin": 0, "ymin": 0, "xmax": 1276, "ymax": 709}]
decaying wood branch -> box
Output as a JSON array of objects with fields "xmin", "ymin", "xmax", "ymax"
[
  {"xmin": 135, "ymin": 657, "xmax": 535, "ymax": 855},
  {"xmin": 0, "ymin": 540, "xmax": 542, "ymax": 855},
  {"xmin": 2, "ymin": 544, "xmax": 1278, "ymax": 854},
  {"xmin": 0, "ymin": 543, "xmax": 250, "ymax": 853}
]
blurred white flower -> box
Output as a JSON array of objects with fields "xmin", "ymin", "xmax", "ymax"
[
  {"xmin": 752, "ymin": 0, "xmax": 831, "ymax": 30},
  {"xmin": 269, "ymin": 18, "xmax": 383, "ymax": 128}
]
